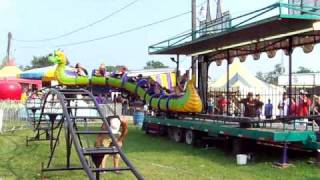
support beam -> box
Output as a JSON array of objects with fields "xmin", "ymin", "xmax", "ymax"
[
  {"xmin": 6, "ymin": 32, "xmax": 12, "ymax": 62},
  {"xmin": 288, "ymin": 37, "xmax": 293, "ymax": 114},
  {"xmin": 192, "ymin": 0, "xmax": 197, "ymax": 39},
  {"xmin": 274, "ymin": 142, "xmax": 291, "ymax": 168},
  {"xmin": 227, "ymin": 51, "xmax": 230, "ymax": 115},
  {"xmin": 192, "ymin": 0, "xmax": 197, "ymax": 86},
  {"xmin": 198, "ymin": 55, "xmax": 209, "ymax": 113},
  {"xmin": 176, "ymin": 55, "xmax": 180, "ymax": 86},
  {"xmin": 170, "ymin": 56, "xmax": 180, "ymax": 86}
]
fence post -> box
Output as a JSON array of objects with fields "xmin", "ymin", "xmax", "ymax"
[{"xmin": 0, "ymin": 109, "xmax": 3, "ymax": 133}]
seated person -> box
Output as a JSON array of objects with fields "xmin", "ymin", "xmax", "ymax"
[
  {"xmin": 146, "ymin": 78, "xmax": 157, "ymax": 95},
  {"xmin": 119, "ymin": 67, "xmax": 127, "ymax": 76},
  {"xmin": 94, "ymin": 63, "xmax": 106, "ymax": 77},
  {"xmin": 177, "ymin": 71, "xmax": 189, "ymax": 93},
  {"xmin": 154, "ymin": 83, "xmax": 163, "ymax": 95},
  {"xmin": 129, "ymin": 74, "xmax": 143, "ymax": 83},
  {"xmin": 111, "ymin": 67, "xmax": 127, "ymax": 79},
  {"xmin": 75, "ymin": 63, "xmax": 88, "ymax": 76}
]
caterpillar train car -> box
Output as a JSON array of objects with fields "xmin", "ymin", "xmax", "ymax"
[{"xmin": 49, "ymin": 50, "xmax": 202, "ymax": 114}]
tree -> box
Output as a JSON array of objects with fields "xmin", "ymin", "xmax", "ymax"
[
  {"xmin": 296, "ymin": 66, "xmax": 313, "ymax": 73},
  {"xmin": 144, "ymin": 60, "xmax": 168, "ymax": 69},
  {"xmin": 256, "ymin": 72, "xmax": 264, "ymax": 82},
  {"xmin": 255, "ymin": 63, "xmax": 283, "ymax": 85},
  {"xmin": 105, "ymin": 65, "xmax": 126, "ymax": 72},
  {"xmin": 30, "ymin": 55, "xmax": 54, "ymax": 69}
]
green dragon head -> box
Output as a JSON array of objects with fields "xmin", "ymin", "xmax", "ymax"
[{"xmin": 49, "ymin": 50, "xmax": 67, "ymax": 65}]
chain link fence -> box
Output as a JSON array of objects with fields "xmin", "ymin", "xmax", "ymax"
[{"xmin": 0, "ymin": 101, "xmax": 28, "ymax": 133}]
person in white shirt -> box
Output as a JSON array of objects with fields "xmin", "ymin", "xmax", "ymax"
[{"xmin": 278, "ymin": 92, "xmax": 289, "ymax": 117}]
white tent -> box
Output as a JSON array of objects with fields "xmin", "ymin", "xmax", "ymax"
[{"xmin": 210, "ymin": 60, "xmax": 285, "ymax": 116}]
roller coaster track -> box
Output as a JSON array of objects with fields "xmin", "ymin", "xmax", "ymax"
[{"xmin": 26, "ymin": 88, "xmax": 143, "ymax": 180}]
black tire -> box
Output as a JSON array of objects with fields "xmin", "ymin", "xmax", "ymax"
[
  {"xmin": 143, "ymin": 123, "xmax": 149, "ymax": 134},
  {"xmin": 159, "ymin": 125, "xmax": 167, "ymax": 136},
  {"xmin": 167, "ymin": 127, "xmax": 174, "ymax": 140},
  {"xmin": 172, "ymin": 128, "xmax": 183, "ymax": 143},
  {"xmin": 185, "ymin": 130, "xmax": 196, "ymax": 145}
]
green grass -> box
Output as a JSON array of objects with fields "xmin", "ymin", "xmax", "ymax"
[{"xmin": 0, "ymin": 125, "xmax": 319, "ymax": 180}]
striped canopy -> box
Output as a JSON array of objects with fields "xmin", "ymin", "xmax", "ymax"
[
  {"xmin": 19, "ymin": 65, "xmax": 74, "ymax": 82},
  {"xmin": 150, "ymin": 72, "xmax": 176, "ymax": 90}
]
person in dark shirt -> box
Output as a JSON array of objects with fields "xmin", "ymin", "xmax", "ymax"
[
  {"xmin": 264, "ymin": 99, "xmax": 273, "ymax": 119},
  {"xmin": 313, "ymin": 97, "xmax": 320, "ymax": 126},
  {"xmin": 239, "ymin": 92, "xmax": 257, "ymax": 117},
  {"xmin": 239, "ymin": 92, "xmax": 263, "ymax": 128}
]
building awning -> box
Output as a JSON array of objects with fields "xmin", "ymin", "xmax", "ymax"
[{"xmin": 149, "ymin": 2, "xmax": 320, "ymax": 64}]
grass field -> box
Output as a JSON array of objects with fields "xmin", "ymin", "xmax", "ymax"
[{"xmin": 0, "ymin": 125, "xmax": 320, "ymax": 180}]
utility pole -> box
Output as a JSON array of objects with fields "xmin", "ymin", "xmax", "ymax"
[
  {"xmin": 191, "ymin": 0, "xmax": 197, "ymax": 86},
  {"xmin": 6, "ymin": 32, "xmax": 12, "ymax": 63}
]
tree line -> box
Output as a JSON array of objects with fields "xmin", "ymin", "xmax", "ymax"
[
  {"xmin": 256, "ymin": 63, "xmax": 315, "ymax": 85},
  {"xmin": 1, "ymin": 54, "xmax": 169, "ymax": 71}
]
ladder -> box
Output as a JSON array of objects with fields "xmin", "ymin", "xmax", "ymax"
[{"xmin": 39, "ymin": 88, "xmax": 143, "ymax": 180}]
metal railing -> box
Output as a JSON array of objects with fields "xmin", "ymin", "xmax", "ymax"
[
  {"xmin": 0, "ymin": 100, "xmax": 28, "ymax": 133},
  {"xmin": 149, "ymin": 2, "xmax": 320, "ymax": 54}
]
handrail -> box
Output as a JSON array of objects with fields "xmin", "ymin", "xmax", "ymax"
[
  {"xmin": 81, "ymin": 88, "xmax": 144, "ymax": 179},
  {"xmin": 149, "ymin": 2, "xmax": 320, "ymax": 54},
  {"xmin": 46, "ymin": 88, "xmax": 96, "ymax": 179},
  {"xmin": 37, "ymin": 88, "xmax": 144, "ymax": 180}
]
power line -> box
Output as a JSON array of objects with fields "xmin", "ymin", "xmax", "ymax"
[
  {"xmin": 52, "ymin": 11, "xmax": 191, "ymax": 47},
  {"xmin": 16, "ymin": 0, "xmax": 207, "ymax": 49},
  {"xmin": 13, "ymin": 0, "xmax": 140, "ymax": 42},
  {"xmin": 52, "ymin": 1, "xmax": 207, "ymax": 48}
]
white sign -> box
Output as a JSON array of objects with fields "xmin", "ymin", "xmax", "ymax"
[{"xmin": 278, "ymin": 74, "xmax": 316, "ymax": 86}]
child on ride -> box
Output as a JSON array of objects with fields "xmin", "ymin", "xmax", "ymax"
[
  {"xmin": 75, "ymin": 63, "xmax": 88, "ymax": 76},
  {"xmin": 94, "ymin": 63, "xmax": 106, "ymax": 77}
]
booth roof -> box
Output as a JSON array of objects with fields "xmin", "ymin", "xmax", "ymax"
[{"xmin": 0, "ymin": 65, "xmax": 22, "ymax": 78}]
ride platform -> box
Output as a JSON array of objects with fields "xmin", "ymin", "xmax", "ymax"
[{"xmin": 144, "ymin": 115, "xmax": 320, "ymax": 151}]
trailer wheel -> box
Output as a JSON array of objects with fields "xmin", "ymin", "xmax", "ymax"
[
  {"xmin": 172, "ymin": 128, "xmax": 183, "ymax": 143},
  {"xmin": 159, "ymin": 125, "xmax": 167, "ymax": 136},
  {"xmin": 185, "ymin": 130, "xmax": 195, "ymax": 145},
  {"xmin": 143, "ymin": 123, "xmax": 149, "ymax": 134},
  {"xmin": 167, "ymin": 127, "xmax": 174, "ymax": 139}
]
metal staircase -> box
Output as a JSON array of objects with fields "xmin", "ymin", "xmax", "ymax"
[
  {"xmin": 25, "ymin": 88, "xmax": 61, "ymax": 145},
  {"xmin": 36, "ymin": 88, "xmax": 143, "ymax": 180}
]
